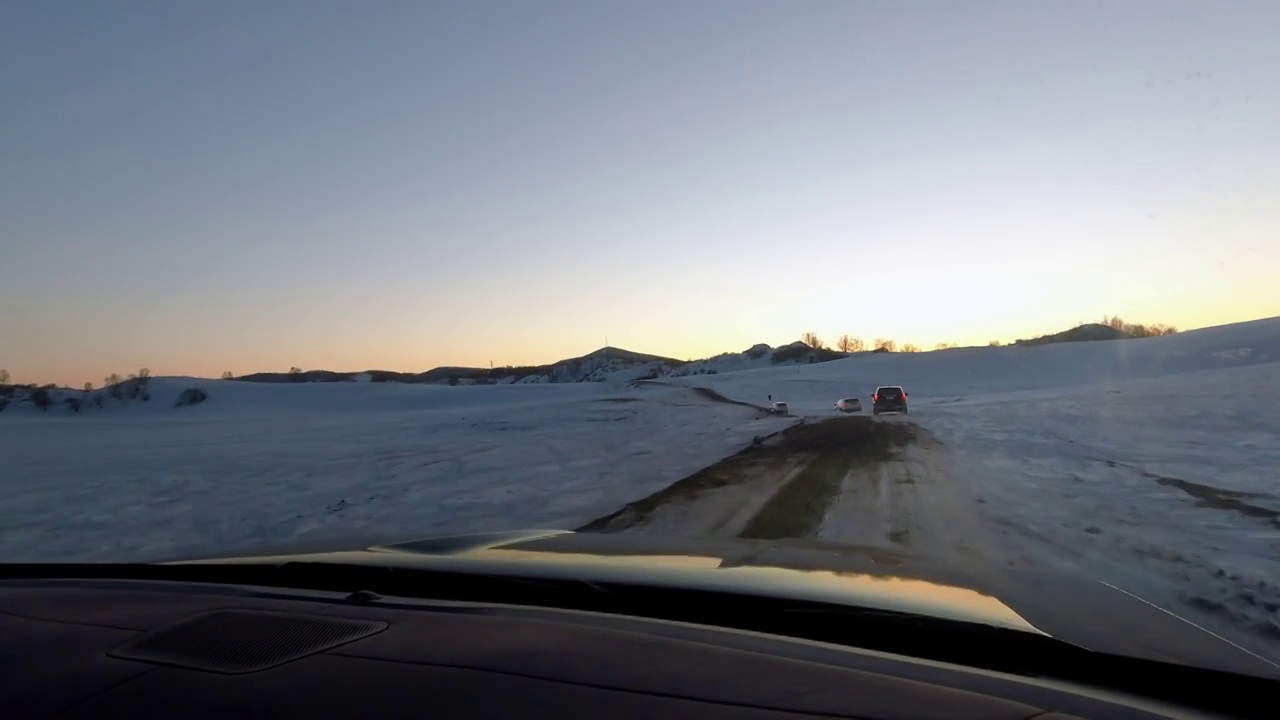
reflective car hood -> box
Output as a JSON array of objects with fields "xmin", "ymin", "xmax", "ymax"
[{"xmin": 170, "ymin": 529, "xmax": 1280, "ymax": 679}]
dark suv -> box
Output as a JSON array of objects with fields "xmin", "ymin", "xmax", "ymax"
[{"xmin": 873, "ymin": 386, "xmax": 908, "ymax": 415}]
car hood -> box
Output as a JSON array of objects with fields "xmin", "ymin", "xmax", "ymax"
[{"xmin": 169, "ymin": 529, "xmax": 1280, "ymax": 679}]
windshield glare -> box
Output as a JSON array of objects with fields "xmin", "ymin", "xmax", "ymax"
[{"xmin": 2, "ymin": 1, "xmax": 1278, "ymax": 675}]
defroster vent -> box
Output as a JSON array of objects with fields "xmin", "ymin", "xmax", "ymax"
[{"xmin": 108, "ymin": 609, "xmax": 387, "ymax": 674}]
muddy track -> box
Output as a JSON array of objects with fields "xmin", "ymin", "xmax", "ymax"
[
  {"xmin": 629, "ymin": 380, "xmax": 773, "ymax": 416},
  {"xmin": 578, "ymin": 416, "xmax": 919, "ymax": 538}
]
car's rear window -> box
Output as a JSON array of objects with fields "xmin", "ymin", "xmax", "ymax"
[{"xmin": 878, "ymin": 387, "xmax": 904, "ymax": 397}]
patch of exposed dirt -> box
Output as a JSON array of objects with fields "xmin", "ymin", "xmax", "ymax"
[
  {"xmin": 1100, "ymin": 459, "xmax": 1280, "ymax": 530},
  {"xmin": 578, "ymin": 416, "xmax": 919, "ymax": 539},
  {"xmin": 737, "ymin": 419, "xmax": 917, "ymax": 540},
  {"xmin": 1145, "ymin": 473, "xmax": 1280, "ymax": 529},
  {"xmin": 687, "ymin": 386, "xmax": 771, "ymax": 416},
  {"xmin": 623, "ymin": 381, "xmax": 772, "ymax": 415}
]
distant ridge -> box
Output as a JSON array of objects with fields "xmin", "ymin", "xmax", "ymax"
[
  {"xmin": 1013, "ymin": 323, "xmax": 1129, "ymax": 346},
  {"xmin": 234, "ymin": 342, "xmax": 849, "ymax": 386}
]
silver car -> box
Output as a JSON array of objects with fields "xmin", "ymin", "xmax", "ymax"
[{"xmin": 834, "ymin": 397, "xmax": 862, "ymax": 413}]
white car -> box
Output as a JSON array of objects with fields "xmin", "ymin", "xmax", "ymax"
[
  {"xmin": 834, "ymin": 397, "xmax": 862, "ymax": 413},
  {"xmin": 769, "ymin": 401, "xmax": 789, "ymax": 415}
]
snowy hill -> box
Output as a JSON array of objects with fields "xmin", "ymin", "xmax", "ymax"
[
  {"xmin": 668, "ymin": 341, "xmax": 849, "ymax": 377},
  {"xmin": 674, "ymin": 316, "xmax": 1280, "ymax": 415},
  {"xmin": 228, "ymin": 321, "xmax": 1198, "ymax": 389},
  {"xmin": 230, "ymin": 347, "xmax": 688, "ymax": 386},
  {"xmin": 1012, "ymin": 322, "xmax": 1129, "ymax": 346}
]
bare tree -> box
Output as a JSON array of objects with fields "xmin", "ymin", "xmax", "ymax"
[
  {"xmin": 288, "ymin": 367, "xmax": 304, "ymax": 383},
  {"xmin": 934, "ymin": 342, "xmax": 957, "ymax": 350},
  {"xmin": 836, "ymin": 335, "xmax": 866, "ymax": 353},
  {"xmin": 800, "ymin": 332, "xmax": 824, "ymax": 349},
  {"xmin": 1102, "ymin": 315, "xmax": 1126, "ymax": 331},
  {"xmin": 221, "ymin": 371, "xmax": 235, "ymax": 380},
  {"xmin": 902, "ymin": 343, "xmax": 921, "ymax": 353},
  {"xmin": 0, "ymin": 369, "xmax": 8, "ymax": 384},
  {"xmin": 138, "ymin": 368, "xmax": 151, "ymax": 379},
  {"xmin": 104, "ymin": 373, "xmax": 122, "ymax": 387},
  {"xmin": 988, "ymin": 339, "xmax": 1003, "ymax": 347},
  {"xmin": 84, "ymin": 381, "xmax": 94, "ymax": 392},
  {"xmin": 874, "ymin": 338, "xmax": 896, "ymax": 352},
  {"xmin": 1103, "ymin": 315, "xmax": 1178, "ymax": 338}
]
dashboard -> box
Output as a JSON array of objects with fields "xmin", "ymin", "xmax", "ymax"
[{"xmin": 0, "ymin": 578, "xmax": 1238, "ymax": 719}]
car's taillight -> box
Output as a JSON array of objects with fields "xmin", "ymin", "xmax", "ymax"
[{"xmin": 873, "ymin": 395, "xmax": 879, "ymax": 402}]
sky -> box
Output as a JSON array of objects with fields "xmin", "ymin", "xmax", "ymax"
[{"xmin": 3, "ymin": 0, "xmax": 1278, "ymax": 385}]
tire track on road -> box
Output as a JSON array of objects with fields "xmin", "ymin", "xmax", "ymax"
[{"xmin": 578, "ymin": 417, "xmax": 919, "ymax": 542}]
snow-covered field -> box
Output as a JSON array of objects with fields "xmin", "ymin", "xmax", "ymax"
[
  {"xmin": 0, "ymin": 381, "xmax": 789, "ymax": 562},
  {"xmin": 2, "ymin": 316, "xmax": 1278, "ymax": 659}
]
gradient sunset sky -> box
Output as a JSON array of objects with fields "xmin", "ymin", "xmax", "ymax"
[{"xmin": 3, "ymin": 1, "xmax": 1278, "ymax": 386}]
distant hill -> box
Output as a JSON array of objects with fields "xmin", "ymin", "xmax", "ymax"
[
  {"xmin": 1013, "ymin": 323, "xmax": 1130, "ymax": 347},
  {"xmin": 669, "ymin": 342, "xmax": 850, "ymax": 377},
  {"xmin": 6, "ymin": 316, "xmax": 1275, "ymax": 418},
  {"xmin": 234, "ymin": 342, "xmax": 851, "ymax": 386}
]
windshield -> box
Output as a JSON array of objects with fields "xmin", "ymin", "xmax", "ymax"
[{"xmin": 2, "ymin": 1, "xmax": 1278, "ymax": 676}]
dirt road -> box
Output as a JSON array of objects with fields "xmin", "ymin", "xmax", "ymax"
[{"xmin": 579, "ymin": 414, "xmax": 1009, "ymax": 566}]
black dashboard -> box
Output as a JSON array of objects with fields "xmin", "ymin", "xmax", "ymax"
[{"xmin": 0, "ymin": 577, "xmax": 1250, "ymax": 719}]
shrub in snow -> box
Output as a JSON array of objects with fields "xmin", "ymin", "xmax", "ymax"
[
  {"xmin": 771, "ymin": 342, "xmax": 812, "ymax": 364},
  {"xmin": 64, "ymin": 397, "xmax": 83, "ymax": 413},
  {"xmin": 111, "ymin": 376, "xmax": 150, "ymax": 402},
  {"xmin": 30, "ymin": 388, "xmax": 52, "ymax": 411},
  {"xmin": 175, "ymin": 388, "xmax": 208, "ymax": 407}
]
